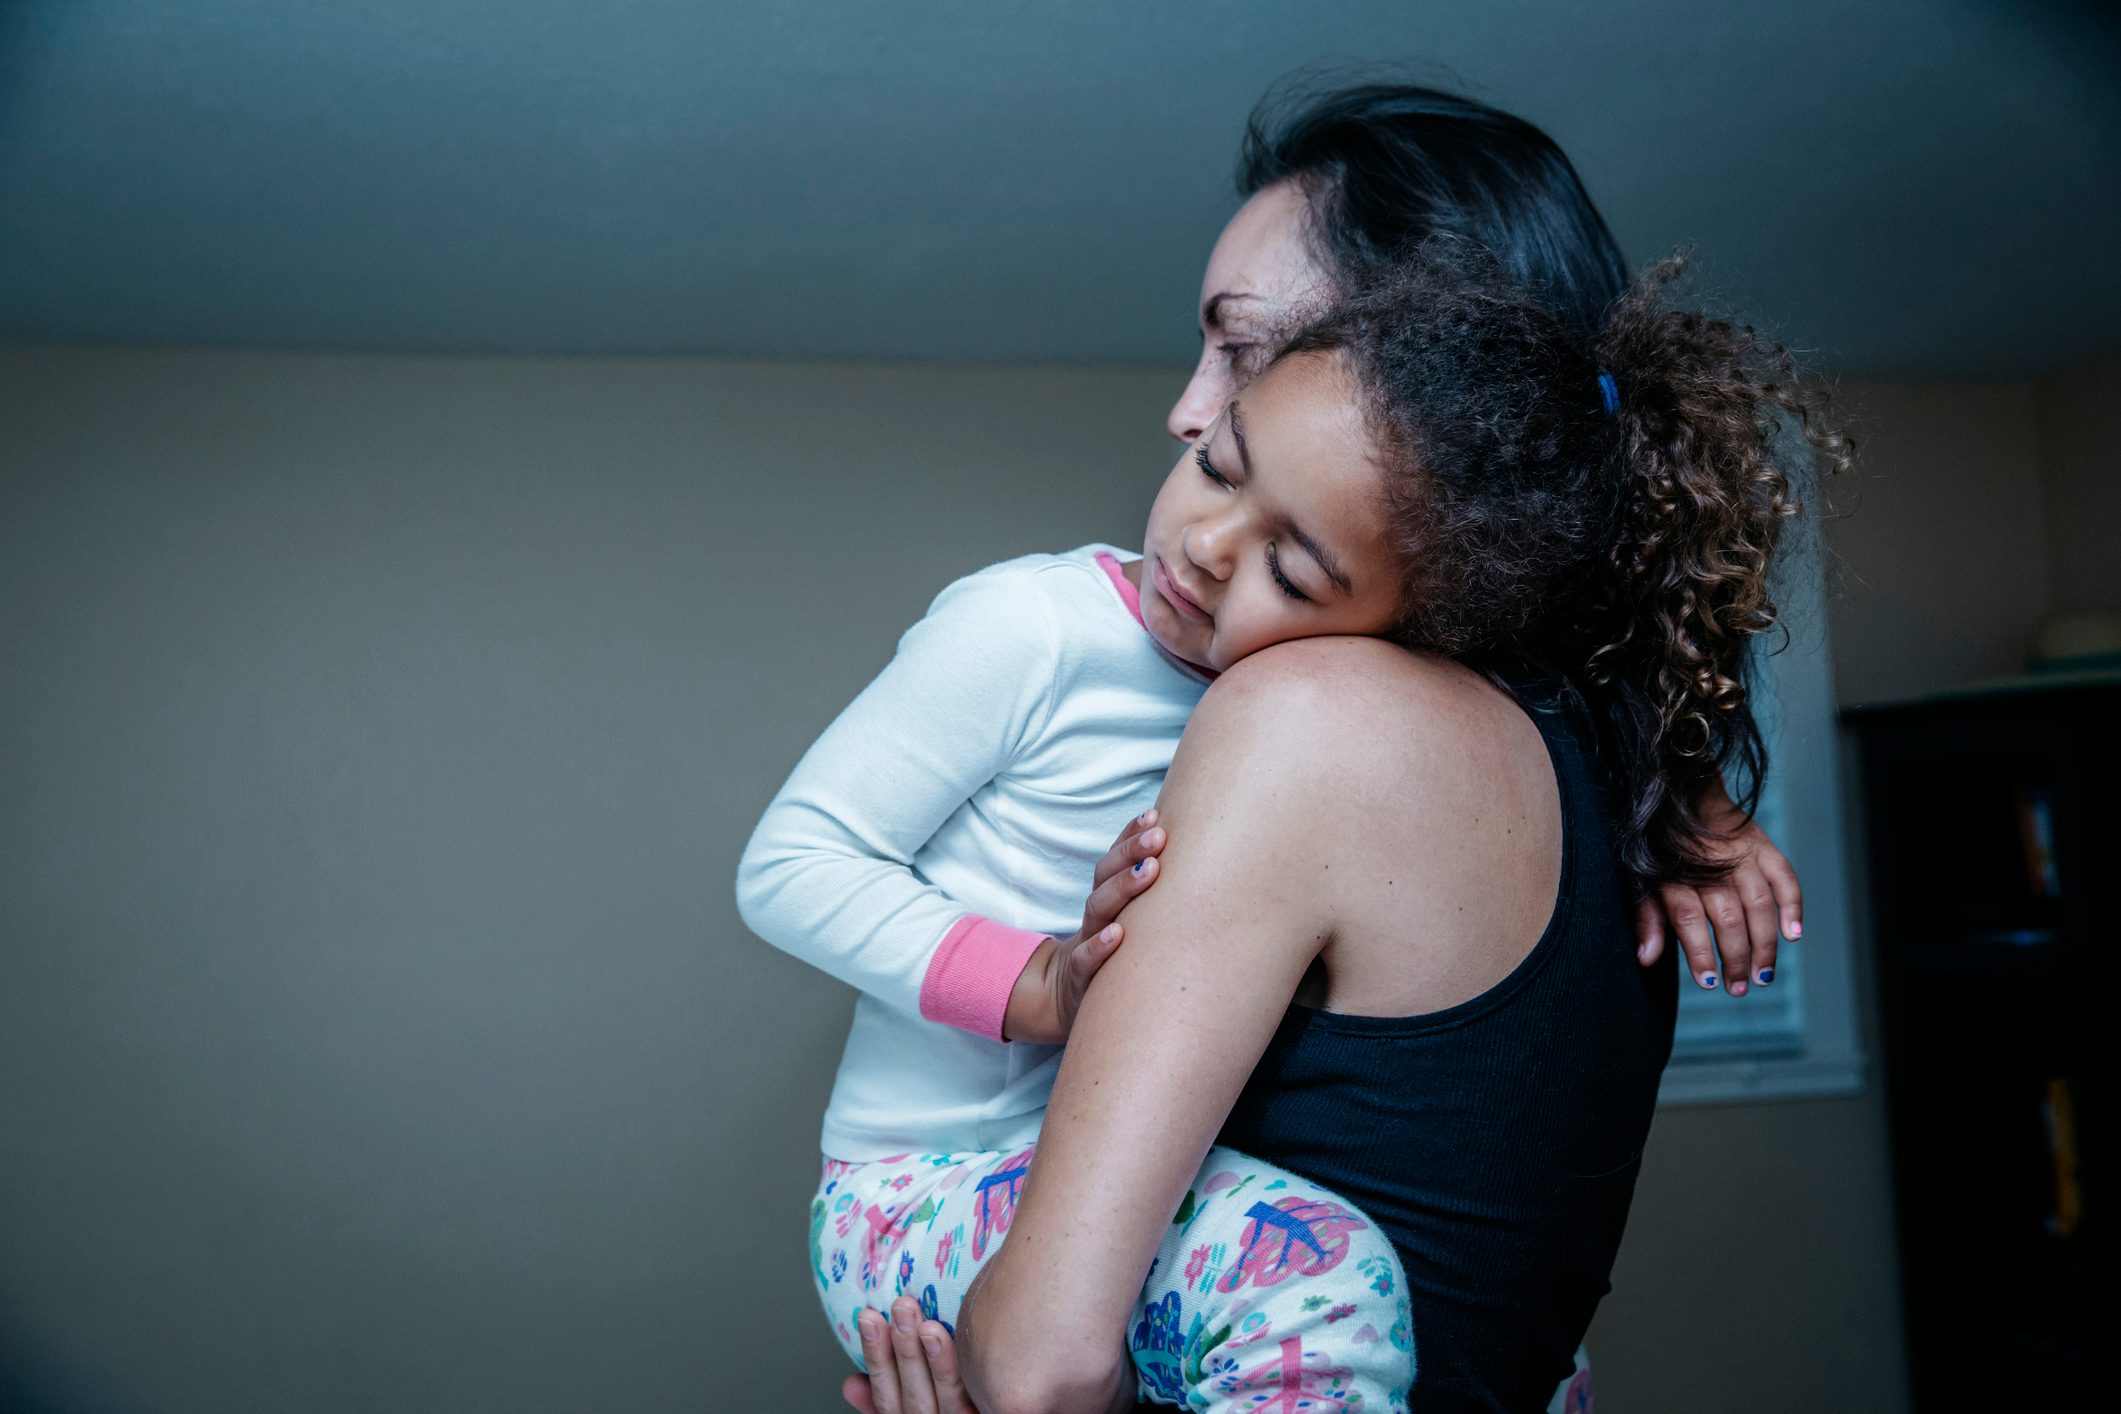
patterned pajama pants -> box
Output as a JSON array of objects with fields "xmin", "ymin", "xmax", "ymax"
[{"xmin": 813, "ymin": 1143, "xmax": 1415, "ymax": 1412}]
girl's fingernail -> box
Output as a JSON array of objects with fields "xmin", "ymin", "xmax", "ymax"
[
  {"xmin": 1102, "ymin": 924, "xmax": 1119, "ymax": 942},
  {"xmin": 1132, "ymin": 860, "xmax": 1145, "ymax": 875},
  {"xmin": 1701, "ymin": 973, "xmax": 1720, "ymax": 989},
  {"xmin": 1636, "ymin": 942, "xmax": 1653, "ymax": 963},
  {"xmin": 1788, "ymin": 921, "xmax": 1802, "ymax": 939},
  {"xmin": 923, "ymin": 1334, "xmax": 943, "ymax": 1358},
  {"xmin": 1758, "ymin": 968, "xmax": 1774, "ymax": 984}
]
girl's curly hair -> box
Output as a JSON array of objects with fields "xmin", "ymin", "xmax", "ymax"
[{"xmin": 1279, "ymin": 242, "xmax": 1850, "ymax": 892}]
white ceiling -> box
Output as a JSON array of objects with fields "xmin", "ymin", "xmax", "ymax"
[{"xmin": 2, "ymin": 1, "xmax": 2117, "ymax": 376}]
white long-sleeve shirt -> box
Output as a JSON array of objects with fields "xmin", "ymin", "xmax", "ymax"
[{"xmin": 736, "ymin": 545, "xmax": 1209, "ymax": 1159}]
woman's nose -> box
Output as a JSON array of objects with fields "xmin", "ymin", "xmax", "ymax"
[{"xmin": 1166, "ymin": 359, "xmax": 1226, "ymax": 444}]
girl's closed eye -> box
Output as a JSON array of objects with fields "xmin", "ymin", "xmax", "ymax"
[
  {"xmin": 1266, "ymin": 545, "xmax": 1310, "ymax": 602},
  {"xmin": 1193, "ymin": 443, "xmax": 1310, "ymax": 602},
  {"xmin": 1194, "ymin": 443, "xmax": 1229, "ymax": 486}
]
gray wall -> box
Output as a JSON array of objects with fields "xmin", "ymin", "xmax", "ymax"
[
  {"xmin": 1587, "ymin": 1089, "xmax": 1910, "ymax": 1412},
  {"xmin": 2036, "ymin": 354, "xmax": 2121, "ymax": 614},
  {"xmin": 11, "ymin": 340, "xmax": 2110, "ymax": 1412},
  {"xmin": 1820, "ymin": 361, "xmax": 2121, "ymax": 707},
  {"xmin": 1820, "ymin": 382, "xmax": 2050, "ymax": 706},
  {"xmin": 0, "ymin": 344, "xmax": 1174, "ymax": 1412}
]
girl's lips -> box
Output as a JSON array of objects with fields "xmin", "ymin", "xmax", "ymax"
[{"xmin": 1153, "ymin": 556, "xmax": 1211, "ymax": 622}]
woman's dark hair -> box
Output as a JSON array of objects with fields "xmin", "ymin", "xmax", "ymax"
[
  {"xmin": 1240, "ymin": 81, "xmax": 1629, "ymax": 337},
  {"xmin": 1278, "ymin": 244, "xmax": 1850, "ymax": 892}
]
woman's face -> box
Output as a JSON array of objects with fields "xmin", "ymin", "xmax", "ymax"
[
  {"xmin": 1138, "ymin": 349, "xmax": 1404, "ymax": 675},
  {"xmin": 1166, "ymin": 180, "xmax": 1334, "ymax": 444}
]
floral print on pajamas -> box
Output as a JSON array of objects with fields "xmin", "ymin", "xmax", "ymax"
[{"xmin": 812, "ymin": 1144, "xmax": 1414, "ymax": 1412}]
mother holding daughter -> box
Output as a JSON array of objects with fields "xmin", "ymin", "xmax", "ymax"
[{"xmin": 740, "ymin": 83, "xmax": 1832, "ymax": 1412}]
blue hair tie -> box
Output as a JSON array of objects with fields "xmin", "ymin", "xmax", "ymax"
[{"xmin": 1597, "ymin": 371, "xmax": 1620, "ymax": 416}]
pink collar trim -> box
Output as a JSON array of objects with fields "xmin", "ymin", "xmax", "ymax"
[
  {"xmin": 1094, "ymin": 551, "xmax": 1148, "ymax": 630},
  {"xmin": 1095, "ymin": 550, "xmax": 1217, "ymax": 681}
]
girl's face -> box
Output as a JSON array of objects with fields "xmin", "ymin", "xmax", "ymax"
[
  {"xmin": 1167, "ymin": 180, "xmax": 1334, "ymax": 444},
  {"xmin": 1137, "ymin": 349, "xmax": 1405, "ymax": 674}
]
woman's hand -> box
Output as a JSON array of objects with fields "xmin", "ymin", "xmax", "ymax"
[
  {"xmin": 843, "ymin": 1298, "xmax": 977, "ymax": 1414},
  {"xmin": 1001, "ymin": 810, "xmax": 1167, "ymax": 1044},
  {"xmin": 1632, "ymin": 778, "xmax": 1802, "ymax": 995}
]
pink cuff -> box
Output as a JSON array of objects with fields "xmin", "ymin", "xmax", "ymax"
[{"xmin": 919, "ymin": 915, "xmax": 1050, "ymax": 1041}]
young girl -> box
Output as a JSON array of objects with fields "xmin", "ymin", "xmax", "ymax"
[
  {"xmin": 738, "ymin": 357, "xmax": 1422, "ymax": 1408},
  {"xmin": 738, "ymin": 247, "xmax": 1833, "ymax": 1411}
]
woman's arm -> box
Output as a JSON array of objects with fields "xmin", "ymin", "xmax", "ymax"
[{"xmin": 954, "ymin": 652, "xmax": 1365, "ymax": 1414}]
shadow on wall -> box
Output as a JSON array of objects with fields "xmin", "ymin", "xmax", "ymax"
[{"xmin": 1, "ymin": 1320, "xmax": 153, "ymax": 1414}]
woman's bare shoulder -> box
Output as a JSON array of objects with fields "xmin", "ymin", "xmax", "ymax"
[
  {"xmin": 1193, "ymin": 638, "xmax": 1511, "ymax": 761},
  {"xmin": 1196, "ymin": 643, "xmax": 1561, "ymax": 1009},
  {"xmin": 1180, "ymin": 638, "xmax": 1549, "ymax": 844}
]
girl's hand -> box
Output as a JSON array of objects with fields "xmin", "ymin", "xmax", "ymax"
[
  {"xmin": 1632, "ymin": 779, "xmax": 1802, "ymax": 995},
  {"xmin": 1001, "ymin": 810, "xmax": 1167, "ymax": 1044},
  {"xmin": 843, "ymin": 1298, "xmax": 978, "ymax": 1414}
]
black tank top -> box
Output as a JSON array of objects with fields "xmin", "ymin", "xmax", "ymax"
[{"xmin": 1216, "ymin": 671, "xmax": 1677, "ymax": 1412}]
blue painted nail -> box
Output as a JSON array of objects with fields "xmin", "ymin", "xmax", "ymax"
[
  {"xmin": 1758, "ymin": 968, "xmax": 1774, "ymax": 984},
  {"xmin": 1132, "ymin": 860, "xmax": 1145, "ymax": 875},
  {"xmin": 1702, "ymin": 973, "xmax": 1719, "ymax": 989}
]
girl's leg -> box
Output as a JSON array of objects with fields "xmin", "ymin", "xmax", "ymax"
[
  {"xmin": 816, "ymin": 1148, "xmax": 1584, "ymax": 1411},
  {"xmin": 813, "ymin": 1145, "xmax": 1419, "ymax": 1409},
  {"xmin": 1546, "ymin": 1347, "xmax": 1593, "ymax": 1414},
  {"xmin": 1128, "ymin": 1145, "xmax": 1413, "ymax": 1413},
  {"xmin": 810, "ymin": 1147, "xmax": 1033, "ymax": 1368}
]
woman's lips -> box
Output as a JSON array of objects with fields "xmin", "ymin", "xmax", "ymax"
[{"xmin": 1153, "ymin": 556, "xmax": 1212, "ymax": 623}]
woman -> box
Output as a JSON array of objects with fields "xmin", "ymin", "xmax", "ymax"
[
  {"xmin": 848, "ymin": 83, "xmax": 1816, "ymax": 1411},
  {"xmin": 1171, "ymin": 85, "xmax": 1800, "ymax": 992}
]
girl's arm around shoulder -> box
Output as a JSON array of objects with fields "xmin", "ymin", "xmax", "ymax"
[{"xmin": 953, "ymin": 637, "xmax": 1442, "ymax": 1414}]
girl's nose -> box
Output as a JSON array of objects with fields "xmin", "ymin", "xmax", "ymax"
[{"xmin": 1186, "ymin": 510, "xmax": 1240, "ymax": 580}]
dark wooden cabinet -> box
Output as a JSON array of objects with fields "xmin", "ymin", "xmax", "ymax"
[{"xmin": 1847, "ymin": 680, "xmax": 2116, "ymax": 1410}]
